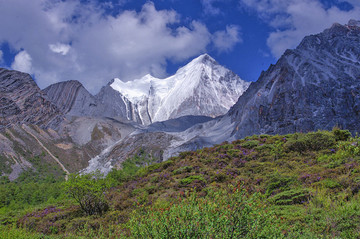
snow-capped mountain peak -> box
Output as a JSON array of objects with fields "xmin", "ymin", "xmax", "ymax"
[
  {"xmin": 110, "ymin": 77, "xmax": 152, "ymax": 103},
  {"xmin": 110, "ymin": 54, "xmax": 250, "ymax": 124}
]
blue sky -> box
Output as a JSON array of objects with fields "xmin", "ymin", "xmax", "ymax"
[{"xmin": 0, "ymin": 0, "xmax": 359, "ymax": 93}]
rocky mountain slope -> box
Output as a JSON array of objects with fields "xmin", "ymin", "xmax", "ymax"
[
  {"xmin": 0, "ymin": 68, "xmax": 63, "ymax": 130},
  {"xmin": 174, "ymin": 19, "xmax": 360, "ymax": 149},
  {"xmin": 43, "ymin": 80, "xmax": 97, "ymax": 116},
  {"xmin": 0, "ymin": 116, "xmax": 137, "ymax": 180},
  {"xmin": 227, "ymin": 19, "xmax": 360, "ymax": 138},
  {"xmin": 91, "ymin": 19, "xmax": 360, "ymax": 172},
  {"xmin": 43, "ymin": 80, "xmax": 133, "ymax": 121}
]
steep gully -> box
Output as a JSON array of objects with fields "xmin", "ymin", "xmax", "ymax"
[{"xmin": 21, "ymin": 124, "xmax": 70, "ymax": 180}]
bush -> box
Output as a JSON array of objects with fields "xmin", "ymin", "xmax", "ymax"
[
  {"xmin": 269, "ymin": 188, "xmax": 310, "ymax": 205},
  {"xmin": 63, "ymin": 172, "xmax": 109, "ymax": 216},
  {"xmin": 126, "ymin": 186, "xmax": 283, "ymax": 238},
  {"xmin": 241, "ymin": 140, "xmax": 259, "ymax": 149},
  {"xmin": 266, "ymin": 173, "xmax": 297, "ymax": 196},
  {"xmin": 332, "ymin": 127, "xmax": 351, "ymax": 141},
  {"xmin": 284, "ymin": 131, "xmax": 336, "ymax": 152},
  {"xmin": 322, "ymin": 179, "xmax": 341, "ymax": 189},
  {"xmin": 179, "ymin": 175, "xmax": 206, "ymax": 185},
  {"xmin": 173, "ymin": 166, "xmax": 192, "ymax": 175}
]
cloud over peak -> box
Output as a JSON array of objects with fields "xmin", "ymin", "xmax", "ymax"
[
  {"xmin": 240, "ymin": 0, "xmax": 360, "ymax": 58},
  {"xmin": 11, "ymin": 50, "xmax": 32, "ymax": 73},
  {"xmin": 0, "ymin": 0, "xmax": 243, "ymax": 93},
  {"xmin": 213, "ymin": 25, "xmax": 242, "ymax": 53}
]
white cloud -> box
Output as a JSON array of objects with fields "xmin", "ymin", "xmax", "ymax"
[
  {"xmin": 201, "ymin": 0, "xmax": 221, "ymax": 15},
  {"xmin": 0, "ymin": 0, "xmax": 232, "ymax": 93},
  {"xmin": 343, "ymin": 0, "xmax": 360, "ymax": 7},
  {"xmin": 11, "ymin": 50, "xmax": 32, "ymax": 73},
  {"xmin": 49, "ymin": 43, "xmax": 71, "ymax": 55},
  {"xmin": 212, "ymin": 25, "xmax": 242, "ymax": 53},
  {"xmin": 240, "ymin": 0, "xmax": 360, "ymax": 58},
  {"xmin": 0, "ymin": 50, "xmax": 3, "ymax": 63}
]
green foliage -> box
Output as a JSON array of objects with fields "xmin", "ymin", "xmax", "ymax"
[
  {"xmin": 284, "ymin": 131, "xmax": 336, "ymax": 152},
  {"xmin": 241, "ymin": 140, "xmax": 259, "ymax": 149},
  {"xmin": 336, "ymin": 139, "xmax": 360, "ymax": 159},
  {"xmin": 265, "ymin": 172, "xmax": 297, "ymax": 196},
  {"xmin": 212, "ymin": 171, "xmax": 228, "ymax": 183},
  {"xmin": 4, "ymin": 130, "xmax": 360, "ymax": 238},
  {"xmin": 179, "ymin": 175, "xmax": 205, "ymax": 185},
  {"xmin": 332, "ymin": 127, "xmax": 352, "ymax": 141},
  {"xmin": 106, "ymin": 158, "xmax": 140, "ymax": 186},
  {"xmin": 321, "ymin": 179, "xmax": 341, "ymax": 189},
  {"xmin": 173, "ymin": 166, "xmax": 192, "ymax": 175},
  {"xmin": 178, "ymin": 151, "xmax": 193, "ymax": 159},
  {"xmin": 127, "ymin": 187, "xmax": 283, "ymax": 239},
  {"xmin": 63, "ymin": 172, "xmax": 109, "ymax": 216},
  {"xmin": 269, "ymin": 188, "xmax": 310, "ymax": 205},
  {"xmin": 0, "ymin": 173, "xmax": 64, "ymax": 211},
  {"xmin": 0, "ymin": 225, "xmax": 57, "ymax": 239}
]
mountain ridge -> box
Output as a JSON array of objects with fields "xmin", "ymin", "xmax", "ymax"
[
  {"xmin": 44, "ymin": 54, "xmax": 250, "ymax": 125},
  {"xmin": 0, "ymin": 68, "xmax": 63, "ymax": 130}
]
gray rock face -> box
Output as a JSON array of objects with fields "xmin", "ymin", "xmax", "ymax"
[
  {"xmin": 227, "ymin": 20, "xmax": 360, "ymax": 138},
  {"xmin": 0, "ymin": 68, "xmax": 63, "ymax": 130},
  {"xmin": 43, "ymin": 80, "xmax": 136, "ymax": 122},
  {"xmin": 43, "ymin": 80, "xmax": 97, "ymax": 116},
  {"xmin": 93, "ymin": 83, "xmax": 142, "ymax": 123}
]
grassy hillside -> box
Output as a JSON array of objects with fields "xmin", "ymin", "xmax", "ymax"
[{"xmin": 1, "ymin": 128, "xmax": 360, "ymax": 238}]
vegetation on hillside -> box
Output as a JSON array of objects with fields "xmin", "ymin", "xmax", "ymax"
[{"xmin": 1, "ymin": 128, "xmax": 360, "ymax": 238}]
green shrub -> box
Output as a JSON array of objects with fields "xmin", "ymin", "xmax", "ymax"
[
  {"xmin": 241, "ymin": 140, "xmax": 259, "ymax": 149},
  {"xmin": 126, "ymin": 187, "xmax": 283, "ymax": 238},
  {"xmin": 284, "ymin": 131, "xmax": 336, "ymax": 152},
  {"xmin": 212, "ymin": 172, "xmax": 228, "ymax": 183},
  {"xmin": 161, "ymin": 160, "xmax": 174, "ymax": 169},
  {"xmin": 219, "ymin": 144, "xmax": 234, "ymax": 150},
  {"xmin": 332, "ymin": 128, "xmax": 352, "ymax": 141},
  {"xmin": 179, "ymin": 151, "xmax": 193, "ymax": 159},
  {"xmin": 106, "ymin": 158, "xmax": 141, "ymax": 185},
  {"xmin": 266, "ymin": 173, "xmax": 297, "ymax": 196},
  {"xmin": 179, "ymin": 175, "xmax": 205, "ymax": 185},
  {"xmin": 173, "ymin": 166, "xmax": 192, "ymax": 175},
  {"xmin": 63, "ymin": 172, "xmax": 109, "ymax": 216},
  {"xmin": 135, "ymin": 163, "xmax": 162, "ymax": 177},
  {"xmin": 0, "ymin": 225, "xmax": 55, "ymax": 239},
  {"xmin": 270, "ymin": 189, "xmax": 310, "ymax": 205},
  {"xmin": 322, "ymin": 179, "xmax": 341, "ymax": 189}
]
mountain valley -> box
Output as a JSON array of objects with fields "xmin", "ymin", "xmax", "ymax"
[{"xmin": 0, "ymin": 20, "xmax": 360, "ymax": 180}]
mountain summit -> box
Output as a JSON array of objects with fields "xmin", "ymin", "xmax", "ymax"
[
  {"xmin": 110, "ymin": 54, "xmax": 250, "ymax": 124},
  {"xmin": 44, "ymin": 54, "xmax": 249, "ymax": 125},
  {"xmin": 189, "ymin": 19, "xmax": 360, "ymax": 145}
]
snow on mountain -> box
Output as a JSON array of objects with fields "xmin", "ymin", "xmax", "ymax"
[{"xmin": 110, "ymin": 54, "xmax": 250, "ymax": 124}]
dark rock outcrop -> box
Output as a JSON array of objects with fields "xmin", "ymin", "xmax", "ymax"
[{"xmin": 0, "ymin": 68, "xmax": 63, "ymax": 130}]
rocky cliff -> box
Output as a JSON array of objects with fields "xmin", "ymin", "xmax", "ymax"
[
  {"xmin": 227, "ymin": 20, "xmax": 360, "ymax": 138},
  {"xmin": 43, "ymin": 80, "xmax": 97, "ymax": 116},
  {"xmin": 0, "ymin": 68, "xmax": 63, "ymax": 130}
]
